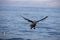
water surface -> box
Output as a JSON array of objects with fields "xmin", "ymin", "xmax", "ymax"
[{"xmin": 0, "ymin": 6, "xmax": 60, "ymax": 40}]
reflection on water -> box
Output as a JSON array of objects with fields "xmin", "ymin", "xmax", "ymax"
[{"xmin": 0, "ymin": 6, "xmax": 60, "ymax": 40}]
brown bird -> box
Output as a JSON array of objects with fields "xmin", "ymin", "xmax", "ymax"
[{"xmin": 21, "ymin": 16, "xmax": 48, "ymax": 29}]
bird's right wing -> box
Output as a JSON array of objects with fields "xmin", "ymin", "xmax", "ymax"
[
  {"xmin": 36, "ymin": 16, "xmax": 48, "ymax": 22},
  {"xmin": 21, "ymin": 16, "xmax": 33, "ymax": 23}
]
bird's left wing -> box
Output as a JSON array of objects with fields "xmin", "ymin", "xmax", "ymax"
[{"xmin": 21, "ymin": 16, "xmax": 33, "ymax": 23}]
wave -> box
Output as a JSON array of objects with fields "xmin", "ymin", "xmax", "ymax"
[{"xmin": 0, "ymin": 38, "xmax": 31, "ymax": 40}]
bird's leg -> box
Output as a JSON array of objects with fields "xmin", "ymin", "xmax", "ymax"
[
  {"xmin": 34, "ymin": 27, "xmax": 35, "ymax": 29},
  {"xmin": 30, "ymin": 27, "xmax": 32, "ymax": 29}
]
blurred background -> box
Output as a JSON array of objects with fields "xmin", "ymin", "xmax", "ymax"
[{"xmin": 0, "ymin": 0, "xmax": 60, "ymax": 40}]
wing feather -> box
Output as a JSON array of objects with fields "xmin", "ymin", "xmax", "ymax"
[
  {"xmin": 21, "ymin": 16, "xmax": 33, "ymax": 23},
  {"xmin": 36, "ymin": 16, "xmax": 48, "ymax": 22}
]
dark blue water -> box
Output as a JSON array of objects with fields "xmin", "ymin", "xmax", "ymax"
[{"xmin": 0, "ymin": 6, "xmax": 60, "ymax": 40}]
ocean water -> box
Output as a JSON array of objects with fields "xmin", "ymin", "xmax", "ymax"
[{"xmin": 0, "ymin": 6, "xmax": 60, "ymax": 40}]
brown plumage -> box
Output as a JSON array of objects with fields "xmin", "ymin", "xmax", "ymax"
[{"xmin": 21, "ymin": 16, "xmax": 48, "ymax": 29}]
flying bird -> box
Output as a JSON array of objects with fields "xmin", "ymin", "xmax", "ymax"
[{"xmin": 21, "ymin": 16, "xmax": 48, "ymax": 29}]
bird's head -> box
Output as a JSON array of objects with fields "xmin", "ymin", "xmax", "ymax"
[{"xmin": 33, "ymin": 20, "xmax": 37, "ymax": 23}]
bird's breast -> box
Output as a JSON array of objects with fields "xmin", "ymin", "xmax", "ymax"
[{"xmin": 31, "ymin": 23, "xmax": 36, "ymax": 26}]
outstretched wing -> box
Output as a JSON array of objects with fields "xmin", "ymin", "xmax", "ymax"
[
  {"xmin": 36, "ymin": 16, "xmax": 48, "ymax": 22},
  {"xmin": 21, "ymin": 16, "xmax": 33, "ymax": 23}
]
